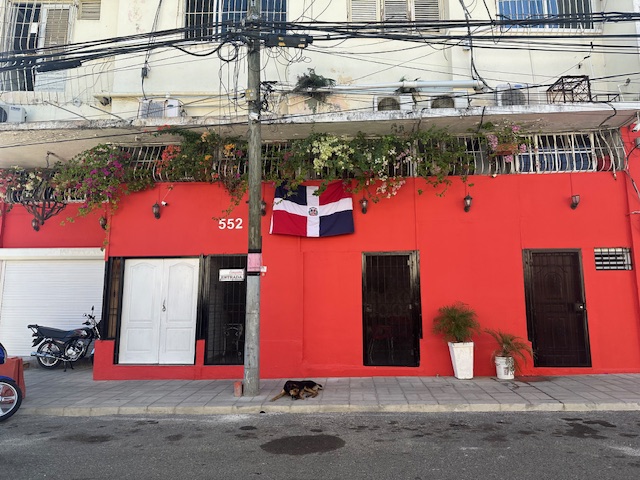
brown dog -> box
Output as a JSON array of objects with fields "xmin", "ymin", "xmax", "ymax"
[{"xmin": 270, "ymin": 380, "xmax": 324, "ymax": 401}]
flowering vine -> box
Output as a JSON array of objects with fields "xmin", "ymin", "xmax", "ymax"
[{"xmin": 53, "ymin": 145, "xmax": 154, "ymax": 216}]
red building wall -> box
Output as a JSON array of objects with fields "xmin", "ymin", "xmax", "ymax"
[{"xmin": 4, "ymin": 136, "xmax": 640, "ymax": 381}]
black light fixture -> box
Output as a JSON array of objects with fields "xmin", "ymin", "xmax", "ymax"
[
  {"xmin": 24, "ymin": 196, "xmax": 66, "ymax": 232},
  {"xmin": 571, "ymin": 194, "xmax": 580, "ymax": 209},
  {"xmin": 359, "ymin": 198, "xmax": 368, "ymax": 214},
  {"xmin": 98, "ymin": 216, "xmax": 107, "ymax": 230},
  {"xmin": 463, "ymin": 194, "xmax": 473, "ymax": 212},
  {"xmin": 260, "ymin": 199, "xmax": 267, "ymax": 217},
  {"xmin": 152, "ymin": 202, "xmax": 161, "ymax": 219}
]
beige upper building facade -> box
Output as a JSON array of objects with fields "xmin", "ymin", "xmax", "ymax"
[{"xmin": 1, "ymin": 0, "xmax": 639, "ymax": 165}]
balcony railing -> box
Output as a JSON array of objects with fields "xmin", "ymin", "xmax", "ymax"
[
  {"xmin": 2, "ymin": 129, "xmax": 624, "ymax": 209},
  {"xmin": 121, "ymin": 129, "xmax": 625, "ymax": 183}
]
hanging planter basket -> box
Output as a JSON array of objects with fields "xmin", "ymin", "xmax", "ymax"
[{"xmin": 493, "ymin": 143, "xmax": 519, "ymax": 157}]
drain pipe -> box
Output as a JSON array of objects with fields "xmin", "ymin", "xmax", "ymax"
[
  {"xmin": 278, "ymin": 80, "xmax": 484, "ymax": 93},
  {"xmin": 328, "ymin": 80, "xmax": 483, "ymax": 91}
]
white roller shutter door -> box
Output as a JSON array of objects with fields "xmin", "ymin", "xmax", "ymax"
[{"xmin": 0, "ymin": 258, "xmax": 105, "ymax": 356}]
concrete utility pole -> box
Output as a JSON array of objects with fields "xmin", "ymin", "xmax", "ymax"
[
  {"xmin": 241, "ymin": 3, "xmax": 312, "ymax": 396},
  {"xmin": 243, "ymin": 0, "xmax": 262, "ymax": 397}
]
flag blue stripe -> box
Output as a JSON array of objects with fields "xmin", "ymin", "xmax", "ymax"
[
  {"xmin": 275, "ymin": 184, "xmax": 307, "ymax": 206},
  {"xmin": 319, "ymin": 210, "xmax": 355, "ymax": 237}
]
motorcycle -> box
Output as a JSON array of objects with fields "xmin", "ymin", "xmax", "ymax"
[
  {"xmin": 0, "ymin": 341, "xmax": 22, "ymax": 421},
  {"xmin": 28, "ymin": 306, "xmax": 101, "ymax": 371}
]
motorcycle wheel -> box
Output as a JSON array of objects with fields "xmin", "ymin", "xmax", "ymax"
[
  {"xmin": 0, "ymin": 379, "xmax": 22, "ymax": 422},
  {"xmin": 36, "ymin": 341, "xmax": 62, "ymax": 369}
]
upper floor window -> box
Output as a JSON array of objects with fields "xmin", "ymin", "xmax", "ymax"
[
  {"xmin": 350, "ymin": 0, "xmax": 440, "ymax": 23},
  {"xmin": 185, "ymin": 0, "xmax": 286, "ymax": 41},
  {"xmin": 0, "ymin": 2, "xmax": 73, "ymax": 92},
  {"xmin": 498, "ymin": 1, "xmax": 593, "ymax": 29}
]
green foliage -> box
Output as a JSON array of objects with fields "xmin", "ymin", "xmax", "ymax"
[
  {"xmin": 154, "ymin": 127, "xmax": 249, "ymax": 218},
  {"xmin": 485, "ymin": 329, "xmax": 533, "ymax": 374},
  {"xmin": 1, "ymin": 126, "xmax": 475, "ymax": 220},
  {"xmin": 155, "ymin": 127, "xmax": 223, "ymax": 182},
  {"xmin": 279, "ymin": 128, "xmax": 471, "ymax": 201},
  {"xmin": 432, "ymin": 302, "xmax": 481, "ymax": 343},
  {"xmin": 53, "ymin": 145, "xmax": 154, "ymax": 216},
  {"xmin": 413, "ymin": 127, "xmax": 472, "ymax": 195},
  {"xmin": 477, "ymin": 121, "xmax": 529, "ymax": 162},
  {"xmin": 293, "ymin": 68, "xmax": 336, "ymax": 102},
  {"xmin": 0, "ymin": 166, "xmax": 54, "ymax": 205}
]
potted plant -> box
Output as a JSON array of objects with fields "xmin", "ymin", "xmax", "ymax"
[
  {"xmin": 292, "ymin": 68, "xmax": 336, "ymax": 104},
  {"xmin": 432, "ymin": 302, "xmax": 481, "ymax": 379},
  {"xmin": 478, "ymin": 121, "xmax": 529, "ymax": 163},
  {"xmin": 485, "ymin": 329, "xmax": 533, "ymax": 380}
]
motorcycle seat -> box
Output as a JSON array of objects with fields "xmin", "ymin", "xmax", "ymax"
[{"xmin": 37, "ymin": 326, "xmax": 77, "ymax": 339}]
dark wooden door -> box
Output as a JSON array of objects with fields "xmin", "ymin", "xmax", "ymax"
[
  {"xmin": 523, "ymin": 250, "xmax": 591, "ymax": 367},
  {"xmin": 362, "ymin": 252, "xmax": 421, "ymax": 367}
]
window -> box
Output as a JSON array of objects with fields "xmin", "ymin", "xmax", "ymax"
[
  {"xmin": 594, "ymin": 248, "xmax": 633, "ymax": 271},
  {"xmin": 498, "ymin": 1, "xmax": 593, "ymax": 29},
  {"xmin": 0, "ymin": 2, "xmax": 72, "ymax": 92},
  {"xmin": 350, "ymin": 0, "xmax": 440, "ymax": 22},
  {"xmin": 185, "ymin": 0, "xmax": 286, "ymax": 41}
]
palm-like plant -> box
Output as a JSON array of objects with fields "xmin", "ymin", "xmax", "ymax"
[
  {"xmin": 485, "ymin": 329, "xmax": 533, "ymax": 374},
  {"xmin": 432, "ymin": 302, "xmax": 480, "ymax": 343}
]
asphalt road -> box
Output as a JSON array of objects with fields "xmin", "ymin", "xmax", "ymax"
[{"xmin": 2, "ymin": 412, "xmax": 640, "ymax": 479}]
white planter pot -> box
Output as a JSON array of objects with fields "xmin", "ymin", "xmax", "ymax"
[
  {"xmin": 447, "ymin": 341, "xmax": 474, "ymax": 379},
  {"xmin": 495, "ymin": 356, "xmax": 515, "ymax": 380}
]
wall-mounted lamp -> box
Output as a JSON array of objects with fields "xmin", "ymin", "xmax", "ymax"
[
  {"xmin": 260, "ymin": 199, "xmax": 267, "ymax": 216},
  {"xmin": 98, "ymin": 216, "xmax": 107, "ymax": 230},
  {"xmin": 463, "ymin": 194, "xmax": 473, "ymax": 212},
  {"xmin": 31, "ymin": 218, "xmax": 40, "ymax": 232},
  {"xmin": 571, "ymin": 194, "xmax": 580, "ymax": 209},
  {"xmin": 360, "ymin": 198, "xmax": 369, "ymax": 214},
  {"xmin": 152, "ymin": 202, "xmax": 161, "ymax": 219}
]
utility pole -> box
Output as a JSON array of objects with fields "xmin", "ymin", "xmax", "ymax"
[
  {"xmin": 243, "ymin": 0, "xmax": 262, "ymax": 397},
  {"xmin": 241, "ymin": 3, "xmax": 312, "ymax": 396}
]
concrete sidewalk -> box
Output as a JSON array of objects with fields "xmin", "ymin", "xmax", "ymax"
[{"xmin": 16, "ymin": 365, "xmax": 640, "ymax": 416}]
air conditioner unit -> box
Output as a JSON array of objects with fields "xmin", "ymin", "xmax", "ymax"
[
  {"xmin": 0, "ymin": 104, "xmax": 27, "ymax": 123},
  {"xmin": 373, "ymin": 95, "xmax": 414, "ymax": 112},
  {"xmin": 138, "ymin": 98, "xmax": 183, "ymax": 119},
  {"xmin": 495, "ymin": 83, "xmax": 529, "ymax": 106},
  {"xmin": 429, "ymin": 95, "xmax": 469, "ymax": 109}
]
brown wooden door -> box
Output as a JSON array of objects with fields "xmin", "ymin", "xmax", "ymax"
[
  {"xmin": 523, "ymin": 250, "xmax": 591, "ymax": 367},
  {"xmin": 362, "ymin": 252, "xmax": 421, "ymax": 367}
]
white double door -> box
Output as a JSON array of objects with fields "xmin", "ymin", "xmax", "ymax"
[{"xmin": 119, "ymin": 258, "xmax": 199, "ymax": 365}]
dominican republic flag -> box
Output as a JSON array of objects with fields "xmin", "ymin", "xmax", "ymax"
[{"xmin": 270, "ymin": 182, "xmax": 354, "ymax": 237}]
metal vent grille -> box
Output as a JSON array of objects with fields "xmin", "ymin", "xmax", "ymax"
[
  {"xmin": 594, "ymin": 248, "xmax": 632, "ymax": 270},
  {"xmin": 78, "ymin": 0, "xmax": 101, "ymax": 20}
]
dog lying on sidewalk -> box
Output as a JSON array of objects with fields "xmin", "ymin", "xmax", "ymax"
[{"xmin": 270, "ymin": 380, "xmax": 323, "ymax": 401}]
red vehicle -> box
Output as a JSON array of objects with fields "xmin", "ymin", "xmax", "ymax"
[{"xmin": 0, "ymin": 342, "xmax": 22, "ymax": 421}]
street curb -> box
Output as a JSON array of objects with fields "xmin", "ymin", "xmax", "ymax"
[{"xmin": 16, "ymin": 402, "xmax": 640, "ymax": 417}]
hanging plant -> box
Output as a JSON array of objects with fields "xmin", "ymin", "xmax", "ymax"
[
  {"xmin": 350, "ymin": 133, "xmax": 409, "ymax": 202},
  {"xmin": 53, "ymin": 144, "xmax": 154, "ymax": 216},
  {"xmin": 292, "ymin": 68, "xmax": 336, "ymax": 103},
  {"xmin": 286, "ymin": 132, "xmax": 354, "ymax": 194},
  {"xmin": 478, "ymin": 121, "xmax": 529, "ymax": 163},
  {"xmin": 155, "ymin": 127, "xmax": 221, "ymax": 181},
  {"xmin": 413, "ymin": 126, "xmax": 473, "ymax": 195},
  {"xmin": 213, "ymin": 138, "xmax": 248, "ymax": 217}
]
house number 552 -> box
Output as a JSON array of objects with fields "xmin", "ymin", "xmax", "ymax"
[{"xmin": 218, "ymin": 218, "xmax": 243, "ymax": 230}]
